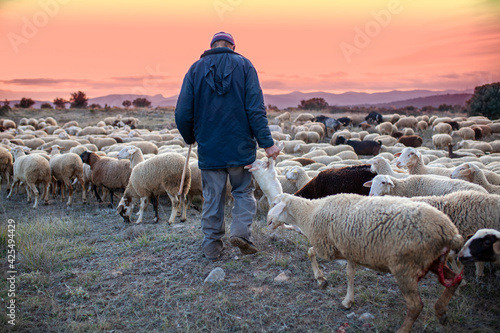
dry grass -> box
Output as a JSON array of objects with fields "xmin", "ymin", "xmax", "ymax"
[{"xmin": 0, "ymin": 109, "xmax": 498, "ymax": 332}]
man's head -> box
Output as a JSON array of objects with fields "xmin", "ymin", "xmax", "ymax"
[{"xmin": 210, "ymin": 32, "xmax": 235, "ymax": 50}]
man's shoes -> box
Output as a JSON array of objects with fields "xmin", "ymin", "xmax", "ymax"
[
  {"xmin": 230, "ymin": 236, "xmax": 258, "ymax": 255},
  {"xmin": 203, "ymin": 241, "xmax": 224, "ymax": 261}
]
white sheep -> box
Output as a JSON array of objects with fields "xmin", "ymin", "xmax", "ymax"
[
  {"xmin": 410, "ymin": 191, "xmax": 500, "ymax": 279},
  {"xmin": 395, "ymin": 147, "xmax": 454, "ymax": 177},
  {"xmin": 117, "ymin": 146, "xmax": 145, "ymax": 169},
  {"xmin": 267, "ymin": 193, "xmax": 463, "ymax": 333},
  {"xmin": 285, "ymin": 166, "xmax": 313, "ymax": 190},
  {"xmin": 364, "ymin": 174, "xmax": 488, "ymax": 197},
  {"xmin": 456, "ymin": 140, "xmax": 493, "ymax": 154},
  {"xmin": 117, "ymin": 152, "xmax": 191, "ymax": 224},
  {"xmin": 46, "ymin": 145, "xmax": 86, "ymax": 206},
  {"xmin": 366, "ymin": 156, "xmax": 409, "ymax": 178},
  {"xmin": 7, "ymin": 146, "xmax": 51, "ymax": 208},
  {"xmin": 0, "ymin": 146, "xmax": 13, "ymax": 192},
  {"xmin": 450, "ymin": 162, "xmax": 500, "ymax": 193},
  {"xmin": 432, "ymin": 134, "xmax": 453, "ymax": 150}
]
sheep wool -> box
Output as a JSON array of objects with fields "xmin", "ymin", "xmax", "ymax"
[{"xmin": 267, "ymin": 193, "xmax": 463, "ymax": 333}]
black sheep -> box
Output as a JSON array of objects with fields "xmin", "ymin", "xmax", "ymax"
[
  {"xmin": 397, "ymin": 135, "xmax": 423, "ymax": 148},
  {"xmin": 365, "ymin": 111, "xmax": 383, "ymax": 124},
  {"xmin": 294, "ymin": 164, "xmax": 374, "ymax": 198},
  {"xmin": 335, "ymin": 135, "xmax": 382, "ymax": 155}
]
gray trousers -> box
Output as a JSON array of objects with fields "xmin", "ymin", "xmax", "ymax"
[{"xmin": 200, "ymin": 167, "xmax": 256, "ymax": 250}]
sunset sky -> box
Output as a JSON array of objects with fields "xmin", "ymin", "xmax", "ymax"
[{"xmin": 1, "ymin": 0, "xmax": 499, "ymax": 101}]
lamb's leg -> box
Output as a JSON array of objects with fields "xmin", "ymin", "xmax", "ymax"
[
  {"xmin": 342, "ymin": 260, "xmax": 356, "ymax": 309},
  {"xmin": 29, "ymin": 184, "xmax": 40, "ymax": 209},
  {"xmin": 475, "ymin": 262, "xmax": 484, "ymax": 281},
  {"xmin": 393, "ymin": 273, "xmax": 423, "ymax": 333},
  {"xmin": 307, "ymin": 247, "xmax": 328, "ymax": 289},
  {"xmin": 64, "ymin": 179, "xmax": 73, "ymax": 206},
  {"xmin": 43, "ymin": 182, "xmax": 50, "ymax": 205},
  {"xmin": 151, "ymin": 196, "xmax": 160, "ymax": 223},
  {"xmin": 167, "ymin": 193, "xmax": 178, "ymax": 224},
  {"xmin": 7, "ymin": 179, "xmax": 19, "ymax": 200}
]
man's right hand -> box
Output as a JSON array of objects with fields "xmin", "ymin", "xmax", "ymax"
[{"xmin": 264, "ymin": 144, "xmax": 281, "ymax": 160}]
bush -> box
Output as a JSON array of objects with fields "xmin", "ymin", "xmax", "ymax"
[
  {"xmin": 69, "ymin": 91, "xmax": 88, "ymax": 109},
  {"xmin": 467, "ymin": 82, "xmax": 500, "ymax": 119},
  {"xmin": 40, "ymin": 103, "xmax": 53, "ymax": 109},
  {"xmin": 19, "ymin": 97, "xmax": 35, "ymax": 108}
]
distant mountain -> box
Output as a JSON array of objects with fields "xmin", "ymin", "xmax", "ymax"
[
  {"xmin": 263, "ymin": 89, "xmax": 473, "ymax": 109},
  {"xmin": 8, "ymin": 89, "xmax": 474, "ymax": 110},
  {"xmin": 375, "ymin": 93, "xmax": 473, "ymax": 109}
]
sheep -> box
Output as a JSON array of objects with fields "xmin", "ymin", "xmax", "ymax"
[
  {"xmin": 272, "ymin": 111, "xmax": 291, "ymax": 124},
  {"xmin": 394, "ymin": 117, "xmax": 418, "ymax": 130},
  {"xmin": 433, "ymin": 122, "xmax": 453, "ymax": 135},
  {"xmin": 367, "ymin": 156, "xmax": 409, "ymax": 178},
  {"xmin": 335, "ymin": 136, "xmax": 381, "ymax": 156},
  {"xmin": 364, "ymin": 174, "xmax": 488, "ymax": 197},
  {"xmin": 417, "ymin": 120, "xmax": 428, "ymax": 132},
  {"xmin": 294, "ymin": 164, "xmax": 374, "ymax": 198},
  {"xmin": 267, "ymin": 193, "xmax": 463, "ymax": 333},
  {"xmin": 285, "ymin": 166, "xmax": 313, "ymax": 190},
  {"xmin": 452, "ymin": 127, "xmax": 475, "ymax": 140},
  {"xmin": 409, "ymin": 191, "xmax": 500, "ymax": 279},
  {"xmin": 0, "ymin": 146, "xmax": 13, "ymax": 192},
  {"xmin": 456, "ymin": 140, "xmax": 493, "ymax": 154},
  {"xmin": 365, "ymin": 111, "xmax": 383, "ymax": 124},
  {"xmin": 80, "ymin": 151, "xmax": 131, "ymax": 207},
  {"xmin": 397, "ymin": 135, "xmax": 423, "ymax": 148},
  {"xmin": 87, "ymin": 137, "xmax": 118, "ymax": 150},
  {"xmin": 450, "ymin": 162, "xmax": 500, "ymax": 193},
  {"xmin": 293, "ymin": 113, "xmax": 316, "ymax": 124},
  {"xmin": 375, "ymin": 121, "xmax": 394, "ymax": 135},
  {"xmin": 127, "ymin": 141, "xmax": 159, "ymax": 155},
  {"xmin": 46, "ymin": 145, "xmax": 87, "ymax": 206},
  {"xmin": 7, "ymin": 146, "xmax": 51, "ymax": 209},
  {"xmin": 116, "ymin": 152, "xmax": 191, "ymax": 224},
  {"xmin": 395, "ymin": 147, "xmax": 454, "ymax": 177},
  {"xmin": 117, "ymin": 146, "xmax": 145, "ymax": 169},
  {"xmin": 458, "ymin": 229, "xmax": 500, "ymax": 265},
  {"xmin": 432, "ymin": 134, "xmax": 453, "ymax": 150}
]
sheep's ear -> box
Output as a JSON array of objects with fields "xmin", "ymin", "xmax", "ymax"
[
  {"xmin": 363, "ymin": 181, "xmax": 372, "ymax": 188},
  {"xmin": 460, "ymin": 169, "xmax": 472, "ymax": 177},
  {"xmin": 394, "ymin": 152, "xmax": 401, "ymax": 157},
  {"xmin": 493, "ymin": 240, "xmax": 500, "ymax": 255},
  {"xmin": 268, "ymin": 201, "xmax": 286, "ymax": 217}
]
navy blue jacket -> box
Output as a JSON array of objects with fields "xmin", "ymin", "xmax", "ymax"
[{"xmin": 175, "ymin": 47, "xmax": 274, "ymax": 170}]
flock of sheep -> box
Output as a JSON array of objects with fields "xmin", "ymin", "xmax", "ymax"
[{"xmin": 1, "ymin": 111, "xmax": 500, "ymax": 332}]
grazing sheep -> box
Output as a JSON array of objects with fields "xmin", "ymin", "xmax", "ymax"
[
  {"xmin": 417, "ymin": 121, "xmax": 428, "ymax": 132},
  {"xmin": 0, "ymin": 146, "xmax": 13, "ymax": 192},
  {"xmin": 294, "ymin": 164, "xmax": 374, "ymax": 198},
  {"xmin": 452, "ymin": 127, "xmax": 475, "ymax": 140},
  {"xmin": 410, "ymin": 191, "xmax": 500, "ymax": 279},
  {"xmin": 272, "ymin": 111, "xmax": 291, "ymax": 124},
  {"xmin": 433, "ymin": 123, "xmax": 453, "ymax": 135},
  {"xmin": 375, "ymin": 122, "xmax": 394, "ymax": 135},
  {"xmin": 365, "ymin": 111, "xmax": 383, "ymax": 124},
  {"xmin": 7, "ymin": 146, "xmax": 51, "ymax": 209},
  {"xmin": 458, "ymin": 229, "xmax": 500, "ymax": 265},
  {"xmin": 397, "ymin": 135, "xmax": 423, "ymax": 148},
  {"xmin": 117, "ymin": 146, "xmax": 145, "ymax": 169},
  {"xmin": 117, "ymin": 152, "xmax": 191, "ymax": 224},
  {"xmin": 80, "ymin": 151, "xmax": 131, "ymax": 207},
  {"xmin": 394, "ymin": 117, "xmax": 418, "ymax": 130},
  {"xmin": 364, "ymin": 174, "xmax": 488, "ymax": 197},
  {"xmin": 293, "ymin": 113, "xmax": 316, "ymax": 124},
  {"xmin": 267, "ymin": 193, "xmax": 463, "ymax": 333},
  {"xmin": 395, "ymin": 147, "xmax": 454, "ymax": 177},
  {"xmin": 432, "ymin": 134, "xmax": 453, "ymax": 150},
  {"xmin": 335, "ymin": 136, "xmax": 382, "ymax": 156},
  {"xmin": 47, "ymin": 145, "xmax": 87, "ymax": 206},
  {"xmin": 450, "ymin": 162, "xmax": 500, "ymax": 193},
  {"xmin": 87, "ymin": 137, "xmax": 118, "ymax": 150}
]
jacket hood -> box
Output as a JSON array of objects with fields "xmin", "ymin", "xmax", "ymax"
[{"xmin": 200, "ymin": 47, "xmax": 239, "ymax": 95}]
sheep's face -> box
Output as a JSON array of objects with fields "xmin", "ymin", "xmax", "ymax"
[
  {"xmin": 395, "ymin": 148, "xmax": 418, "ymax": 169},
  {"xmin": 267, "ymin": 194, "xmax": 290, "ymax": 230},
  {"xmin": 285, "ymin": 167, "xmax": 299, "ymax": 181},
  {"xmin": 364, "ymin": 175, "xmax": 393, "ymax": 196},
  {"xmin": 450, "ymin": 164, "xmax": 472, "ymax": 181},
  {"xmin": 117, "ymin": 197, "xmax": 133, "ymax": 223},
  {"xmin": 117, "ymin": 146, "xmax": 137, "ymax": 160},
  {"xmin": 458, "ymin": 229, "xmax": 500, "ymax": 264}
]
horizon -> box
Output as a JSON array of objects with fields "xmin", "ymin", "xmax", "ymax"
[{"xmin": 1, "ymin": 0, "xmax": 499, "ymax": 101}]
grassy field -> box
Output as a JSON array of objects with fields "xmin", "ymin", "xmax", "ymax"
[{"xmin": 0, "ymin": 108, "xmax": 498, "ymax": 332}]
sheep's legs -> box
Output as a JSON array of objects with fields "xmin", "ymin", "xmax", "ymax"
[
  {"xmin": 77, "ymin": 175, "xmax": 87, "ymax": 204},
  {"xmin": 342, "ymin": 260, "xmax": 356, "ymax": 309},
  {"xmin": 92, "ymin": 185, "xmax": 102, "ymax": 202},
  {"xmin": 135, "ymin": 197, "xmax": 149, "ymax": 224},
  {"xmin": 307, "ymin": 247, "xmax": 328, "ymax": 289},
  {"xmin": 167, "ymin": 193, "xmax": 179, "ymax": 224},
  {"xmin": 179, "ymin": 194, "xmax": 187, "ymax": 221},
  {"xmin": 28, "ymin": 184, "xmax": 40, "ymax": 209},
  {"xmin": 7, "ymin": 179, "xmax": 19, "ymax": 200},
  {"xmin": 151, "ymin": 196, "xmax": 160, "ymax": 223},
  {"xmin": 393, "ymin": 274, "xmax": 423, "ymax": 333}
]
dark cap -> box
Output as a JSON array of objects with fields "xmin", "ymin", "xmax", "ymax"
[{"xmin": 210, "ymin": 32, "xmax": 235, "ymax": 47}]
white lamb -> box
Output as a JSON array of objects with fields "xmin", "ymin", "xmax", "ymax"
[
  {"xmin": 451, "ymin": 162, "xmax": 500, "ymax": 187},
  {"xmin": 267, "ymin": 193, "xmax": 463, "ymax": 333},
  {"xmin": 7, "ymin": 146, "xmax": 51, "ymax": 209},
  {"xmin": 395, "ymin": 147, "xmax": 454, "ymax": 177},
  {"xmin": 364, "ymin": 174, "xmax": 488, "ymax": 197},
  {"xmin": 366, "ymin": 156, "xmax": 409, "ymax": 178}
]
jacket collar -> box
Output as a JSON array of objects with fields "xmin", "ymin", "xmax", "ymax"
[{"xmin": 200, "ymin": 47, "xmax": 241, "ymax": 58}]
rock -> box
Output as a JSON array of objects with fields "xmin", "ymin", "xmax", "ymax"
[
  {"xmin": 274, "ymin": 272, "xmax": 289, "ymax": 282},
  {"xmin": 359, "ymin": 312, "xmax": 375, "ymax": 322},
  {"xmin": 346, "ymin": 312, "xmax": 357, "ymax": 319},
  {"xmin": 204, "ymin": 267, "xmax": 225, "ymax": 284}
]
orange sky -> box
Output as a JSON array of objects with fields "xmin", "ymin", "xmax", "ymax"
[{"xmin": 1, "ymin": 0, "xmax": 499, "ymax": 101}]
